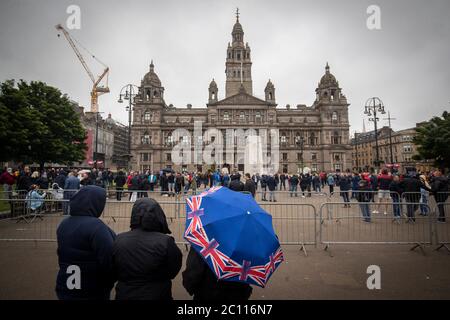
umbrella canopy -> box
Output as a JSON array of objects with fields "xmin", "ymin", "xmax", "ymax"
[
  {"xmin": 162, "ymin": 167, "xmax": 175, "ymax": 173},
  {"xmin": 184, "ymin": 186, "xmax": 283, "ymax": 287}
]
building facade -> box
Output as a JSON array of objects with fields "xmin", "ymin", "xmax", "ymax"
[
  {"xmin": 351, "ymin": 125, "xmax": 433, "ymax": 172},
  {"xmin": 130, "ymin": 14, "xmax": 352, "ymax": 174},
  {"xmin": 74, "ymin": 105, "xmax": 129, "ymax": 170}
]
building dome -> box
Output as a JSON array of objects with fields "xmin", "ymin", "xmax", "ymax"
[
  {"xmin": 232, "ymin": 21, "xmax": 244, "ymax": 35},
  {"xmin": 265, "ymin": 79, "xmax": 274, "ymax": 89},
  {"xmin": 319, "ymin": 62, "xmax": 338, "ymax": 88},
  {"xmin": 209, "ymin": 78, "xmax": 218, "ymax": 89},
  {"xmin": 143, "ymin": 61, "xmax": 161, "ymax": 87}
]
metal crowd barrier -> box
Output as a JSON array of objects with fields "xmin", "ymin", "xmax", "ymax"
[
  {"xmin": 328, "ymin": 190, "xmax": 401, "ymax": 202},
  {"xmin": 434, "ymin": 202, "xmax": 449, "ymax": 252},
  {"xmin": 319, "ymin": 202, "xmax": 433, "ymax": 253},
  {"xmin": 0, "ymin": 199, "xmax": 68, "ymax": 241},
  {"xmin": 0, "ymin": 196, "xmax": 448, "ymax": 255},
  {"xmin": 256, "ymin": 190, "xmax": 329, "ymax": 205},
  {"xmin": 259, "ymin": 203, "xmax": 317, "ymax": 256}
]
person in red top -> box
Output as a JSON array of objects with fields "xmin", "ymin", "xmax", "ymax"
[
  {"xmin": 377, "ymin": 168, "xmax": 393, "ymax": 215},
  {"xmin": 0, "ymin": 168, "xmax": 16, "ymax": 193}
]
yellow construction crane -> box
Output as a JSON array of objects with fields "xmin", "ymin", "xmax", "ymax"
[{"xmin": 55, "ymin": 24, "xmax": 109, "ymax": 113}]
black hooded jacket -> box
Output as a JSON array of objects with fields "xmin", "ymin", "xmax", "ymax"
[
  {"xmin": 56, "ymin": 186, "xmax": 116, "ymax": 300},
  {"xmin": 112, "ymin": 198, "xmax": 182, "ymax": 300}
]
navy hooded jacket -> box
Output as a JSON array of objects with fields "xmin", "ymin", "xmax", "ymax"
[
  {"xmin": 56, "ymin": 186, "xmax": 116, "ymax": 300},
  {"xmin": 112, "ymin": 198, "xmax": 182, "ymax": 300}
]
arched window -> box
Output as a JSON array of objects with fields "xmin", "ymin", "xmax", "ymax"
[
  {"xmin": 141, "ymin": 132, "xmax": 151, "ymax": 145},
  {"xmin": 239, "ymin": 111, "xmax": 245, "ymax": 122},
  {"xmin": 280, "ymin": 132, "xmax": 288, "ymax": 145},
  {"xmin": 153, "ymin": 90, "xmax": 158, "ymax": 98},
  {"xmin": 332, "ymin": 111, "xmax": 338, "ymax": 122},
  {"xmin": 295, "ymin": 133, "xmax": 304, "ymax": 145},
  {"xmin": 268, "ymin": 92, "xmax": 273, "ymax": 100},
  {"xmin": 332, "ymin": 131, "xmax": 340, "ymax": 144},
  {"xmin": 146, "ymin": 90, "xmax": 151, "ymax": 101},
  {"xmin": 309, "ymin": 132, "xmax": 316, "ymax": 146},
  {"xmin": 255, "ymin": 111, "xmax": 261, "ymax": 122},
  {"xmin": 165, "ymin": 133, "xmax": 173, "ymax": 146}
]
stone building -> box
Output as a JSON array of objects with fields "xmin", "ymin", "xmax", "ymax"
[
  {"xmin": 130, "ymin": 13, "xmax": 352, "ymax": 174},
  {"xmin": 351, "ymin": 125, "xmax": 432, "ymax": 172},
  {"xmin": 74, "ymin": 105, "xmax": 128, "ymax": 170}
]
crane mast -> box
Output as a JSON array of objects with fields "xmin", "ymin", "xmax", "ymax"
[{"xmin": 55, "ymin": 24, "xmax": 109, "ymax": 113}]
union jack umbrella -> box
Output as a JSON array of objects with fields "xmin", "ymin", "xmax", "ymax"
[{"xmin": 184, "ymin": 186, "xmax": 283, "ymax": 287}]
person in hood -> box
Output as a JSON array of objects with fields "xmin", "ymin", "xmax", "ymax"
[
  {"xmin": 112, "ymin": 198, "xmax": 182, "ymax": 300},
  {"xmin": 56, "ymin": 186, "xmax": 116, "ymax": 300}
]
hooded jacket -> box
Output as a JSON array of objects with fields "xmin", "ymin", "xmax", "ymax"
[
  {"xmin": 112, "ymin": 198, "xmax": 182, "ymax": 300},
  {"xmin": 56, "ymin": 186, "xmax": 116, "ymax": 300}
]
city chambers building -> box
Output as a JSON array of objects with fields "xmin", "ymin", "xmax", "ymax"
[{"xmin": 130, "ymin": 14, "xmax": 352, "ymax": 174}]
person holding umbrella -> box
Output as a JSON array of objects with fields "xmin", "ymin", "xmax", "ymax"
[{"xmin": 182, "ymin": 187, "xmax": 284, "ymax": 301}]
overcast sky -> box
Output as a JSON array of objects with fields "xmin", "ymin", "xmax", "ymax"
[{"xmin": 1, "ymin": 0, "xmax": 449, "ymax": 133}]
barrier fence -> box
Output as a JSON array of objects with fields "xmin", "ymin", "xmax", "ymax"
[
  {"xmin": 0, "ymin": 195, "xmax": 448, "ymax": 253},
  {"xmin": 259, "ymin": 203, "xmax": 317, "ymax": 255},
  {"xmin": 319, "ymin": 202, "xmax": 433, "ymax": 252},
  {"xmin": 434, "ymin": 203, "xmax": 450, "ymax": 252}
]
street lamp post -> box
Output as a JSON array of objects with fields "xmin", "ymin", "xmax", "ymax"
[
  {"xmin": 354, "ymin": 131, "xmax": 359, "ymax": 171},
  {"xmin": 364, "ymin": 97, "xmax": 386, "ymax": 169},
  {"xmin": 118, "ymin": 84, "xmax": 139, "ymax": 170}
]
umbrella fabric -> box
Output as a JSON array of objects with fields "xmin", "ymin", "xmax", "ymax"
[
  {"xmin": 184, "ymin": 186, "xmax": 283, "ymax": 287},
  {"xmin": 162, "ymin": 168, "xmax": 175, "ymax": 173}
]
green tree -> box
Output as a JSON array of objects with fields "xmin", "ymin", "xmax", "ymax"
[
  {"xmin": 413, "ymin": 111, "xmax": 450, "ymax": 170},
  {"xmin": 0, "ymin": 80, "xmax": 87, "ymax": 169}
]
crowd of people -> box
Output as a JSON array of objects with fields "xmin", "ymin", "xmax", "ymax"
[
  {"xmin": 344, "ymin": 168, "xmax": 449, "ymax": 223},
  {"xmin": 1, "ymin": 165, "xmax": 449, "ymax": 222}
]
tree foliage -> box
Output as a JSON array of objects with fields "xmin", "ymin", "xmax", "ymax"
[
  {"xmin": 0, "ymin": 80, "xmax": 87, "ymax": 167},
  {"xmin": 413, "ymin": 111, "xmax": 450, "ymax": 169}
]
